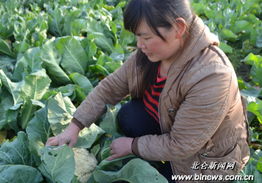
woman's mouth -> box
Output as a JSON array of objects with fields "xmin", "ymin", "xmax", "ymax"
[{"xmin": 143, "ymin": 51, "xmax": 152, "ymax": 57}]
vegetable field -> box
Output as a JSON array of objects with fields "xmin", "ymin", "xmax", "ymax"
[{"xmin": 0, "ymin": 0, "xmax": 261, "ymax": 182}]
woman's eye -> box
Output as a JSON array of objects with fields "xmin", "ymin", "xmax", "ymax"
[{"xmin": 144, "ymin": 37, "xmax": 151, "ymax": 40}]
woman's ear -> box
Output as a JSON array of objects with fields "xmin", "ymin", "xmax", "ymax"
[{"xmin": 173, "ymin": 18, "xmax": 187, "ymax": 39}]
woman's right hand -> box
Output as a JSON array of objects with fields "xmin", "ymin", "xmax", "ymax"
[{"xmin": 45, "ymin": 121, "xmax": 81, "ymax": 147}]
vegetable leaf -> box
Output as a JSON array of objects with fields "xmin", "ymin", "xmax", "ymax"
[{"xmin": 39, "ymin": 145, "xmax": 75, "ymax": 183}]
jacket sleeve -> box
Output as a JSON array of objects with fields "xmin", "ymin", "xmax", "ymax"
[
  {"xmin": 133, "ymin": 62, "xmax": 237, "ymax": 161},
  {"xmin": 73, "ymin": 52, "xmax": 136, "ymax": 127}
]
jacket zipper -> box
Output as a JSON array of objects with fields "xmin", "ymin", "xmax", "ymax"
[
  {"xmin": 159, "ymin": 60, "xmax": 178, "ymax": 176},
  {"xmin": 158, "ymin": 87, "xmax": 176, "ymax": 177}
]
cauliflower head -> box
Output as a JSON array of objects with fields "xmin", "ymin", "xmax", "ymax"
[{"xmin": 73, "ymin": 148, "xmax": 97, "ymax": 183}]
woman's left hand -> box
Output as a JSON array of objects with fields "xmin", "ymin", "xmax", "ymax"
[{"xmin": 107, "ymin": 137, "xmax": 134, "ymax": 161}]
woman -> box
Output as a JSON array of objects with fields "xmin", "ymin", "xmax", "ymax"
[{"xmin": 46, "ymin": 0, "xmax": 250, "ymax": 182}]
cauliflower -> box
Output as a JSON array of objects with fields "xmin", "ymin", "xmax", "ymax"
[{"xmin": 73, "ymin": 148, "xmax": 97, "ymax": 183}]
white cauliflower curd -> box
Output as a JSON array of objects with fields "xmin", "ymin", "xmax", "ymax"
[{"xmin": 73, "ymin": 148, "xmax": 97, "ymax": 183}]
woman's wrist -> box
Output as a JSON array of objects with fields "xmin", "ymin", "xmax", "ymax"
[
  {"xmin": 131, "ymin": 137, "xmax": 140, "ymax": 156},
  {"xmin": 71, "ymin": 118, "xmax": 85, "ymax": 131},
  {"xmin": 68, "ymin": 118, "xmax": 84, "ymax": 134}
]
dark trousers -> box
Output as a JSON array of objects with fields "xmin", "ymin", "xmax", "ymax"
[{"xmin": 117, "ymin": 99, "xmax": 174, "ymax": 182}]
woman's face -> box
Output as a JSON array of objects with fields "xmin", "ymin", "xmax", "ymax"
[{"xmin": 135, "ymin": 20, "xmax": 183, "ymax": 63}]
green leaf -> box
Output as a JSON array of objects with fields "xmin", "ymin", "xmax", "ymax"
[
  {"xmin": 81, "ymin": 38, "xmax": 97, "ymax": 60},
  {"xmin": 97, "ymin": 136, "xmax": 117, "ymax": 162},
  {"xmin": 97, "ymin": 153, "xmax": 130, "ymax": 171},
  {"xmin": 0, "ymin": 131, "xmax": 34, "ymax": 166},
  {"xmin": 86, "ymin": 20, "xmax": 114, "ymax": 53},
  {"xmin": 0, "ymin": 69, "xmax": 22, "ymax": 105},
  {"xmin": 90, "ymin": 144, "xmax": 101, "ymax": 158},
  {"xmin": 74, "ymin": 85, "xmax": 87, "ymax": 103},
  {"xmin": 238, "ymin": 79, "xmax": 247, "ymax": 90},
  {"xmin": 55, "ymin": 37, "xmax": 89, "ymax": 74},
  {"xmin": 241, "ymin": 87, "xmax": 262, "ymax": 99},
  {"xmin": 257, "ymin": 157, "xmax": 262, "ymax": 173},
  {"xmin": 88, "ymin": 40, "xmax": 98, "ymax": 59},
  {"xmin": 47, "ymin": 93, "xmax": 76, "ymax": 135},
  {"xmin": 47, "ymin": 8, "xmax": 64, "ymax": 37},
  {"xmin": 256, "ymin": 34, "xmax": 262, "ymax": 48},
  {"xmin": 99, "ymin": 105, "xmax": 121, "ymax": 135},
  {"xmin": 43, "ymin": 84, "xmax": 76, "ymax": 100},
  {"xmin": 191, "ymin": 2, "xmax": 206, "ymax": 15},
  {"xmin": 26, "ymin": 106, "xmax": 51, "ymax": 166},
  {"xmin": 89, "ymin": 64, "xmax": 110, "ymax": 77},
  {"xmin": 0, "ymin": 69, "xmax": 51, "ymax": 129},
  {"xmin": 13, "ymin": 47, "xmax": 42, "ymax": 81},
  {"xmin": 92, "ymin": 32, "xmax": 114, "ymax": 53},
  {"xmin": 41, "ymin": 40, "xmax": 71, "ymax": 85},
  {"xmin": 69, "ymin": 73, "xmax": 93, "ymax": 95},
  {"xmin": 19, "ymin": 70, "xmax": 51, "ymax": 129},
  {"xmin": 39, "ymin": 145, "xmax": 75, "ymax": 183},
  {"xmin": 220, "ymin": 29, "xmax": 238, "ymax": 41},
  {"xmin": 61, "ymin": 9, "xmax": 82, "ymax": 35},
  {"xmin": 119, "ymin": 28, "xmax": 135, "ymax": 46},
  {"xmin": 0, "ymin": 165, "xmax": 43, "ymax": 183},
  {"xmin": 0, "ymin": 130, "xmax": 7, "ymax": 144},
  {"xmin": 254, "ymin": 170, "xmax": 262, "ymax": 183},
  {"xmin": 244, "ymin": 53, "xmax": 262, "ymax": 66},
  {"xmin": 243, "ymin": 53, "xmax": 262, "ymax": 86},
  {"xmin": 20, "ymin": 99, "xmax": 36, "ymax": 129},
  {"xmin": 0, "ymin": 38, "xmax": 15, "ymax": 57},
  {"xmin": 104, "ymin": 61, "xmax": 122, "ymax": 73},
  {"xmin": 0, "ymin": 56, "xmax": 16, "ymax": 79},
  {"xmin": 70, "ymin": 19, "xmax": 87, "ymax": 36},
  {"xmin": 93, "ymin": 158, "xmax": 168, "ymax": 183},
  {"xmin": 219, "ymin": 42, "xmax": 233, "ymax": 53},
  {"xmin": 110, "ymin": 45, "xmax": 125, "ymax": 62},
  {"xmin": 247, "ymin": 101, "xmax": 262, "ymax": 124},
  {"xmin": 56, "ymin": 84, "xmax": 76, "ymax": 97},
  {"xmin": 0, "ymin": 15, "xmax": 13, "ymax": 39},
  {"xmin": 232, "ymin": 20, "xmax": 250, "ymax": 34},
  {"xmin": 21, "ymin": 69, "xmax": 51, "ymax": 100},
  {"xmin": 75, "ymin": 123, "xmax": 105, "ymax": 148}
]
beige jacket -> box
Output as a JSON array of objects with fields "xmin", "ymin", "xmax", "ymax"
[{"xmin": 73, "ymin": 16, "xmax": 249, "ymax": 181}]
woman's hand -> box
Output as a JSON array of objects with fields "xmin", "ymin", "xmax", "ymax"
[
  {"xmin": 107, "ymin": 137, "xmax": 134, "ymax": 161},
  {"xmin": 45, "ymin": 122, "xmax": 81, "ymax": 147}
]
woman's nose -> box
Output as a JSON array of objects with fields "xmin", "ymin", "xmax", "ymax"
[{"xmin": 137, "ymin": 38, "xmax": 145, "ymax": 49}]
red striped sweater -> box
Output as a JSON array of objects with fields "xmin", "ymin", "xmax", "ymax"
[{"xmin": 143, "ymin": 65, "xmax": 167, "ymax": 122}]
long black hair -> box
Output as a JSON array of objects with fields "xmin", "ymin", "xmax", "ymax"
[{"xmin": 123, "ymin": 0, "xmax": 194, "ymax": 97}]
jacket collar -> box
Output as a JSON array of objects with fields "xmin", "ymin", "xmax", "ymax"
[{"xmin": 167, "ymin": 15, "xmax": 219, "ymax": 74}]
